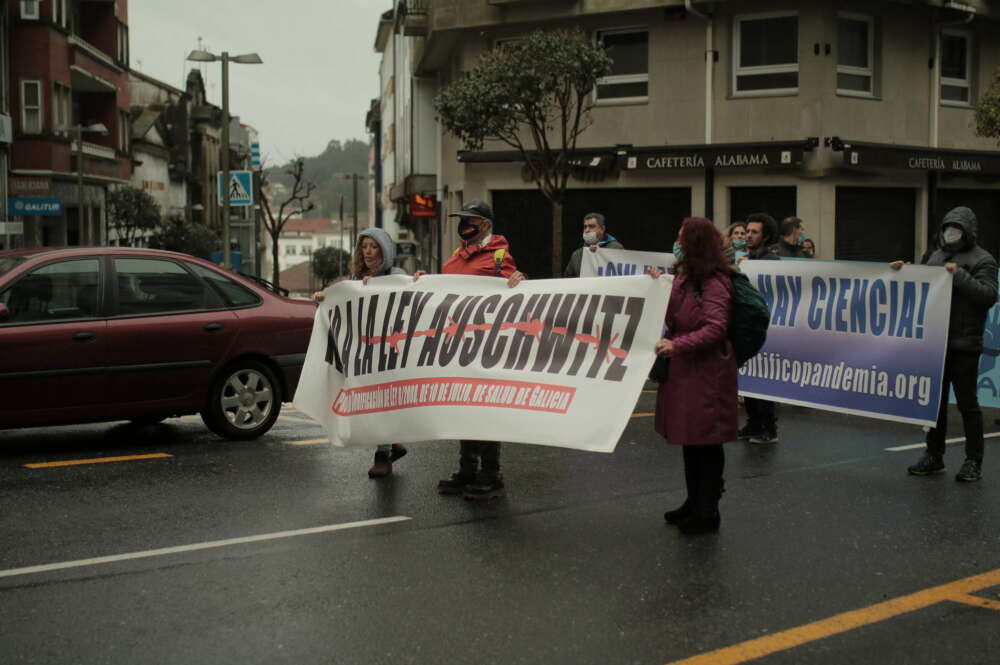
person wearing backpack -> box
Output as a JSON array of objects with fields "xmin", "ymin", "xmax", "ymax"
[
  {"xmin": 647, "ymin": 217, "xmax": 738, "ymax": 535},
  {"xmin": 738, "ymin": 212, "xmax": 781, "ymax": 444},
  {"xmin": 413, "ymin": 200, "xmax": 526, "ymax": 500}
]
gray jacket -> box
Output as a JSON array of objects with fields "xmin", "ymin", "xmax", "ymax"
[{"xmin": 922, "ymin": 206, "xmax": 998, "ymax": 353}]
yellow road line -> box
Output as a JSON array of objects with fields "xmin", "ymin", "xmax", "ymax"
[
  {"xmin": 288, "ymin": 438, "xmax": 329, "ymax": 446},
  {"xmin": 25, "ymin": 453, "xmax": 173, "ymax": 469},
  {"xmin": 949, "ymin": 593, "xmax": 1000, "ymax": 611},
  {"xmin": 666, "ymin": 568, "xmax": 1000, "ymax": 665},
  {"xmin": 632, "ymin": 412, "xmax": 654, "ymax": 418}
]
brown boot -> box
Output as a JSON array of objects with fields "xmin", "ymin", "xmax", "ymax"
[
  {"xmin": 390, "ymin": 444, "xmax": 408, "ymax": 462},
  {"xmin": 368, "ymin": 451, "xmax": 392, "ymax": 478}
]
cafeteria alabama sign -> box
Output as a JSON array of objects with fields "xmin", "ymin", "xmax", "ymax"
[{"xmin": 9, "ymin": 197, "xmax": 62, "ymax": 216}]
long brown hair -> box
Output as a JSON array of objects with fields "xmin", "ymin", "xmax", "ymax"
[
  {"xmin": 351, "ymin": 235, "xmax": 383, "ymax": 278},
  {"xmin": 677, "ymin": 217, "xmax": 728, "ymax": 287}
]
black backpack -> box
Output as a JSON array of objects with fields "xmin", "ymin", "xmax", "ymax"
[{"xmin": 729, "ymin": 270, "xmax": 770, "ymax": 366}]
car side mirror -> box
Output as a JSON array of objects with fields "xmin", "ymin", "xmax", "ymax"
[{"xmin": 0, "ymin": 303, "xmax": 8, "ymax": 323}]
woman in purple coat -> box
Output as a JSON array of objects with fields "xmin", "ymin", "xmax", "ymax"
[{"xmin": 649, "ymin": 217, "xmax": 738, "ymax": 535}]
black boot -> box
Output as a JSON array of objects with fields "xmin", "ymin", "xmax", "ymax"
[
  {"xmin": 679, "ymin": 447, "xmax": 724, "ymax": 535},
  {"xmin": 438, "ymin": 441, "xmax": 479, "ymax": 495},
  {"xmin": 665, "ymin": 449, "xmax": 698, "ymax": 525}
]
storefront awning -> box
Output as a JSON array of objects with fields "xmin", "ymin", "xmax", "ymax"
[
  {"xmin": 830, "ymin": 138, "xmax": 1000, "ymax": 175},
  {"xmin": 619, "ymin": 139, "xmax": 817, "ymax": 171}
]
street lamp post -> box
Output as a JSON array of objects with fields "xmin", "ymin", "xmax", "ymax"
[
  {"xmin": 75, "ymin": 123, "xmax": 108, "ymax": 246},
  {"xmin": 187, "ymin": 49, "xmax": 263, "ymax": 269}
]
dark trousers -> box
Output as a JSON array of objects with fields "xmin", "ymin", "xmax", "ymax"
[
  {"xmin": 682, "ymin": 445, "xmax": 725, "ymax": 515},
  {"xmin": 744, "ymin": 397, "xmax": 777, "ymax": 434},
  {"xmin": 459, "ymin": 440, "xmax": 501, "ymax": 476},
  {"xmin": 927, "ymin": 350, "xmax": 984, "ymax": 462}
]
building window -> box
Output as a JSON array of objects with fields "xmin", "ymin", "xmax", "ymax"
[
  {"xmin": 837, "ymin": 13, "xmax": 875, "ymax": 96},
  {"xmin": 21, "ymin": 80, "xmax": 42, "ymax": 134},
  {"xmin": 119, "ymin": 110, "xmax": 130, "ymax": 152},
  {"xmin": 19, "ymin": 0, "xmax": 39, "ymax": 20},
  {"xmin": 302, "ymin": 246, "xmax": 313, "ymax": 256},
  {"xmin": 53, "ymin": 83, "xmax": 71, "ymax": 136},
  {"xmin": 596, "ymin": 29, "xmax": 649, "ymax": 103},
  {"xmin": 940, "ymin": 30, "xmax": 972, "ymax": 105},
  {"xmin": 117, "ymin": 22, "xmax": 129, "ymax": 65},
  {"xmin": 285, "ymin": 245, "xmax": 296, "ymax": 256},
  {"xmin": 52, "ymin": 0, "xmax": 68, "ymax": 29},
  {"xmin": 733, "ymin": 12, "xmax": 799, "ymax": 95}
]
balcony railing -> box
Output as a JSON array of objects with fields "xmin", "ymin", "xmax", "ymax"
[{"xmin": 403, "ymin": 0, "xmax": 428, "ymax": 36}]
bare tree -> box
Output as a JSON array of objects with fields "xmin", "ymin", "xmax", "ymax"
[{"xmin": 260, "ymin": 158, "xmax": 316, "ymax": 290}]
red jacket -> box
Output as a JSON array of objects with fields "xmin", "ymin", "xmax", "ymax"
[{"xmin": 443, "ymin": 234, "xmax": 519, "ymax": 278}]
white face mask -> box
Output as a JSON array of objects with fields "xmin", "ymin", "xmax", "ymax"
[
  {"xmin": 943, "ymin": 227, "xmax": 963, "ymax": 245},
  {"xmin": 582, "ymin": 231, "xmax": 599, "ymax": 244}
]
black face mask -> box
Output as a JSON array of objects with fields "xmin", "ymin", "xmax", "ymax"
[{"xmin": 458, "ymin": 218, "xmax": 480, "ymax": 240}]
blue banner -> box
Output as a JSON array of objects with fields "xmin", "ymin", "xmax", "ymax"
[
  {"xmin": 9, "ymin": 197, "xmax": 61, "ymax": 217},
  {"xmin": 584, "ymin": 249, "xmax": 954, "ymax": 426},
  {"xmin": 954, "ymin": 269, "xmax": 1000, "ymax": 408}
]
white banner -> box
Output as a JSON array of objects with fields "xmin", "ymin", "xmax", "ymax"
[
  {"xmin": 294, "ymin": 274, "xmax": 672, "ymax": 453},
  {"xmin": 581, "ymin": 247, "xmax": 676, "ymax": 277}
]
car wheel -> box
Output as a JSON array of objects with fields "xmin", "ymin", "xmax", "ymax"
[{"xmin": 201, "ymin": 360, "xmax": 281, "ymax": 440}]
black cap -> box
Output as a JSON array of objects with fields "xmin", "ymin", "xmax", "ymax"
[{"xmin": 448, "ymin": 200, "xmax": 494, "ymax": 222}]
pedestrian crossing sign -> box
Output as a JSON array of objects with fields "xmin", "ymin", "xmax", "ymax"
[{"xmin": 217, "ymin": 170, "xmax": 254, "ymax": 206}]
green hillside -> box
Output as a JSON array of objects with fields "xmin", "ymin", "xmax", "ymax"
[{"xmin": 265, "ymin": 138, "xmax": 370, "ymax": 219}]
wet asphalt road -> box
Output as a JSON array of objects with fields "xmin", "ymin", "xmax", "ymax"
[{"xmin": 0, "ymin": 392, "xmax": 998, "ymax": 665}]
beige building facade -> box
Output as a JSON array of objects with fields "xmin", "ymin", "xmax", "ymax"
[{"xmin": 377, "ymin": 0, "xmax": 1000, "ymax": 277}]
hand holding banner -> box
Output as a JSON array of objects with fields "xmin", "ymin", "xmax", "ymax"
[{"xmin": 294, "ymin": 274, "xmax": 672, "ymax": 453}]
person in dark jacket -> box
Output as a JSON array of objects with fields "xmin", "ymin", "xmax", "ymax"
[
  {"xmin": 413, "ymin": 200, "xmax": 526, "ymax": 500},
  {"xmin": 563, "ymin": 212, "xmax": 624, "ymax": 277},
  {"xmin": 892, "ymin": 206, "xmax": 998, "ymax": 482},
  {"xmin": 647, "ymin": 217, "xmax": 737, "ymax": 535},
  {"xmin": 774, "ymin": 217, "xmax": 806, "ymax": 258},
  {"xmin": 738, "ymin": 213, "xmax": 780, "ymax": 443}
]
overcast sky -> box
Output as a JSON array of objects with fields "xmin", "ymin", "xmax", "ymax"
[{"xmin": 130, "ymin": 0, "xmax": 388, "ymax": 163}]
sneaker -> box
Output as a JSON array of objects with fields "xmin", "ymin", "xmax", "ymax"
[
  {"xmin": 437, "ymin": 472, "xmax": 476, "ymax": 495},
  {"xmin": 463, "ymin": 474, "xmax": 505, "ymax": 501},
  {"xmin": 955, "ymin": 459, "xmax": 982, "ymax": 482},
  {"xmin": 907, "ymin": 453, "xmax": 945, "ymax": 476},
  {"xmin": 749, "ymin": 431, "xmax": 778, "ymax": 444}
]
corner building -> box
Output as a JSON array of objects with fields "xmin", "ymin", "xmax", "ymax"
[{"xmin": 377, "ymin": 0, "xmax": 1000, "ymax": 277}]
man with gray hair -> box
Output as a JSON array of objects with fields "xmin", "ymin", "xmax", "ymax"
[{"xmin": 563, "ymin": 212, "xmax": 624, "ymax": 277}]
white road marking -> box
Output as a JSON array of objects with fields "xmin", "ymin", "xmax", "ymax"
[
  {"xmin": 885, "ymin": 432, "xmax": 1000, "ymax": 452},
  {"xmin": 0, "ymin": 517, "xmax": 411, "ymax": 580}
]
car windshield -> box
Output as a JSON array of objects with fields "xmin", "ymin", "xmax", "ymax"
[{"xmin": 0, "ymin": 257, "xmax": 25, "ymax": 279}]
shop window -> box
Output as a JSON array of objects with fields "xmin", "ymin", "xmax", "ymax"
[
  {"xmin": 596, "ymin": 29, "xmax": 649, "ymax": 103},
  {"xmin": 940, "ymin": 30, "xmax": 972, "ymax": 105},
  {"xmin": 19, "ymin": 0, "xmax": 39, "ymax": 20},
  {"xmin": 21, "ymin": 80, "xmax": 42, "ymax": 134},
  {"xmin": 53, "ymin": 83, "xmax": 71, "ymax": 137},
  {"xmin": 837, "ymin": 13, "xmax": 876, "ymax": 97},
  {"xmin": 733, "ymin": 13, "xmax": 798, "ymax": 95}
]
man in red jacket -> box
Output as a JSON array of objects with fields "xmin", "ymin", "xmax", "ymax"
[{"xmin": 414, "ymin": 200, "xmax": 525, "ymax": 500}]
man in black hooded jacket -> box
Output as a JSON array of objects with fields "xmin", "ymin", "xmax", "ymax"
[{"xmin": 892, "ymin": 206, "xmax": 998, "ymax": 482}]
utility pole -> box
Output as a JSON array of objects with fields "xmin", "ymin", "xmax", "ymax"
[
  {"xmin": 221, "ymin": 51, "xmax": 231, "ymax": 269},
  {"xmin": 351, "ymin": 173, "xmax": 359, "ymax": 251}
]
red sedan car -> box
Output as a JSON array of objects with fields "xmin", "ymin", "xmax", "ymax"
[{"xmin": 0, "ymin": 247, "xmax": 317, "ymax": 439}]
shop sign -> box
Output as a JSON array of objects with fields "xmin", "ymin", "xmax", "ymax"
[
  {"xmin": 9, "ymin": 177, "xmax": 52, "ymax": 196},
  {"xmin": 408, "ymin": 193, "xmax": 437, "ymax": 219},
  {"xmin": 9, "ymin": 197, "xmax": 62, "ymax": 217},
  {"xmin": 623, "ymin": 147, "xmax": 802, "ymax": 170},
  {"xmin": 0, "ymin": 222, "xmax": 24, "ymax": 234},
  {"xmin": 841, "ymin": 144, "xmax": 1000, "ymax": 175}
]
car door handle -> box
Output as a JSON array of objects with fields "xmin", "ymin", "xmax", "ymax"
[
  {"xmin": 72, "ymin": 331, "xmax": 97, "ymax": 342},
  {"xmin": 203, "ymin": 322, "xmax": 225, "ymax": 332}
]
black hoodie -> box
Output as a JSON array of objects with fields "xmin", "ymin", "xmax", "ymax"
[{"xmin": 923, "ymin": 206, "xmax": 998, "ymax": 353}]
